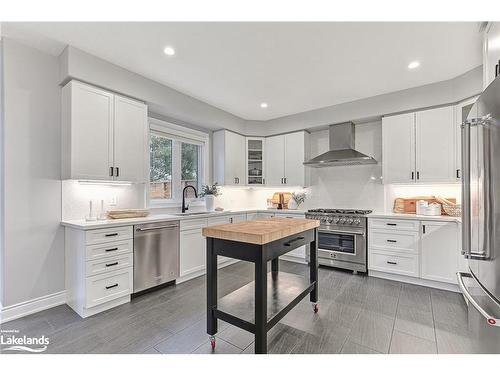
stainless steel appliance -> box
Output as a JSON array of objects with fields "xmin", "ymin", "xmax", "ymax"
[
  {"xmin": 133, "ymin": 221, "xmax": 180, "ymax": 293},
  {"xmin": 305, "ymin": 209, "xmax": 371, "ymax": 273},
  {"xmin": 459, "ymin": 75, "xmax": 500, "ymax": 353},
  {"xmin": 303, "ymin": 123, "xmax": 377, "ymax": 167}
]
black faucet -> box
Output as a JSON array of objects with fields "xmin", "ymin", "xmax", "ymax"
[{"xmin": 182, "ymin": 185, "xmax": 198, "ymax": 213}]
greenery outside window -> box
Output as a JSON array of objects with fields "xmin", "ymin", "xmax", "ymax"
[{"xmin": 149, "ymin": 119, "xmax": 208, "ymax": 206}]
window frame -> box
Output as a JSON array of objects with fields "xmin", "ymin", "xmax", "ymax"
[{"xmin": 148, "ymin": 118, "xmax": 209, "ymax": 208}]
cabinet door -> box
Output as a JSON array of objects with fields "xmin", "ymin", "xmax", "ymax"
[
  {"xmin": 69, "ymin": 82, "xmax": 114, "ymax": 180},
  {"xmin": 483, "ymin": 22, "xmax": 500, "ymax": 89},
  {"xmin": 454, "ymin": 97, "xmax": 477, "ymax": 181},
  {"xmin": 180, "ymin": 228, "xmax": 206, "ymax": 277},
  {"xmin": 284, "ymin": 132, "xmax": 306, "ymax": 186},
  {"xmin": 113, "ymin": 95, "xmax": 148, "ymax": 182},
  {"xmin": 224, "ymin": 131, "xmax": 246, "ymax": 185},
  {"xmin": 246, "ymin": 138, "xmax": 264, "ymax": 185},
  {"xmin": 265, "ymin": 135, "xmax": 285, "ymax": 186},
  {"xmin": 416, "ymin": 106, "xmax": 455, "ymax": 182},
  {"xmin": 421, "ymin": 221, "xmax": 458, "ymax": 284},
  {"xmin": 382, "ymin": 113, "xmax": 415, "ymax": 183}
]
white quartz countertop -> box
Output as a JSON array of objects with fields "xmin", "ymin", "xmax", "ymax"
[
  {"xmin": 60, "ymin": 208, "xmax": 307, "ymax": 230},
  {"xmin": 367, "ymin": 212, "xmax": 461, "ymax": 223}
]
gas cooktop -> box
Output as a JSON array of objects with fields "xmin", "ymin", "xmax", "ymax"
[{"xmin": 307, "ymin": 208, "xmax": 373, "ymax": 215}]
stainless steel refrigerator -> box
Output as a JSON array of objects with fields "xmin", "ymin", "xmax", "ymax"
[{"xmin": 459, "ymin": 74, "xmax": 500, "ymax": 353}]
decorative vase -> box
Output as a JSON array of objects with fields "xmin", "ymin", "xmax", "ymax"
[
  {"xmin": 205, "ymin": 195, "xmax": 215, "ymax": 212},
  {"xmin": 288, "ymin": 199, "xmax": 298, "ymax": 210}
]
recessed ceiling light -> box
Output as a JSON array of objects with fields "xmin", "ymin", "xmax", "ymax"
[
  {"xmin": 408, "ymin": 61, "xmax": 420, "ymax": 70},
  {"xmin": 163, "ymin": 46, "xmax": 176, "ymax": 56},
  {"xmin": 260, "ymin": 103, "xmax": 268, "ymax": 108}
]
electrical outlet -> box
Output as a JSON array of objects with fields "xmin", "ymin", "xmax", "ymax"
[{"xmin": 109, "ymin": 196, "xmax": 118, "ymax": 206}]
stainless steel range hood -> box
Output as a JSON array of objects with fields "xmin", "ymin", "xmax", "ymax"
[{"xmin": 303, "ymin": 122, "xmax": 377, "ymax": 167}]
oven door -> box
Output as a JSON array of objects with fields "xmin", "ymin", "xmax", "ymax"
[{"xmin": 317, "ymin": 228, "xmax": 366, "ymax": 264}]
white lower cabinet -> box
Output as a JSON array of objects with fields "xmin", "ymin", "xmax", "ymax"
[
  {"xmin": 420, "ymin": 221, "xmax": 458, "ymax": 284},
  {"xmin": 65, "ymin": 225, "xmax": 134, "ymax": 318},
  {"xmin": 368, "ymin": 217, "xmax": 460, "ymax": 290}
]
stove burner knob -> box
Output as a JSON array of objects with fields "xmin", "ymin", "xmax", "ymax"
[
  {"xmin": 353, "ymin": 219, "xmax": 361, "ymax": 225},
  {"xmin": 327, "ymin": 217, "xmax": 333, "ymax": 224},
  {"xmin": 339, "ymin": 217, "xmax": 346, "ymax": 224},
  {"xmin": 346, "ymin": 217, "xmax": 354, "ymax": 224},
  {"xmin": 333, "ymin": 217, "xmax": 340, "ymax": 223}
]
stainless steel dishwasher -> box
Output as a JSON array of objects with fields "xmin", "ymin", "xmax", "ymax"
[{"xmin": 133, "ymin": 221, "xmax": 180, "ymax": 293}]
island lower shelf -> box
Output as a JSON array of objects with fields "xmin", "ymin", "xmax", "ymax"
[{"xmin": 215, "ymin": 271, "xmax": 316, "ymax": 333}]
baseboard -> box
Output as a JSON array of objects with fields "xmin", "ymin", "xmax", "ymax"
[
  {"xmin": 368, "ymin": 270, "xmax": 460, "ymax": 292},
  {"xmin": 0, "ymin": 290, "xmax": 67, "ymax": 323}
]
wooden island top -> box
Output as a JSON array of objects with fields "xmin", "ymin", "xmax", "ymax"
[{"xmin": 202, "ymin": 217, "xmax": 320, "ymax": 245}]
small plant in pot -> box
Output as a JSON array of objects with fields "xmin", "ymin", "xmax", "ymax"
[
  {"xmin": 289, "ymin": 192, "xmax": 306, "ymax": 210},
  {"xmin": 200, "ymin": 183, "xmax": 221, "ymax": 212}
]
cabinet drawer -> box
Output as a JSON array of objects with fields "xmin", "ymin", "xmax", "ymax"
[
  {"xmin": 85, "ymin": 226, "xmax": 133, "ymax": 245},
  {"xmin": 85, "ymin": 253, "xmax": 133, "ymax": 277},
  {"xmin": 369, "ymin": 251, "xmax": 419, "ymax": 277},
  {"xmin": 207, "ymin": 216, "xmax": 231, "ymax": 226},
  {"xmin": 85, "ymin": 239, "xmax": 133, "ymax": 261},
  {"xmin": 180, "ymin": 218, "xmax": 207, "ymax": 231},
  {"xmin": 369, "ymin": 230, "xmax": 419, "ymax": 253},
  {"xmin": 85, "ymin": 267, "xmax": 132, "ymax": 308},
  {"xmin": 369, "ymin": 218, "xmax": 419, "ymax": 232}
]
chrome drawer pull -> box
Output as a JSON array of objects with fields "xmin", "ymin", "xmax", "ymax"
[
  {"xmin": 386, "ymin": 239, "xmax": 397, "ymax": 243},
  {"xmin": 284, "ymin": 236, "xmax": 305, "ymax": 246},
  {"xmin": 105, "ymin": 247, "xmax": 118, "ymax": 252},
  {"xmin": 386, "ymin": 261, "xmax": 397, "ymax": 265},
  {"xmin": 105, "ymin": 262, "xmax": 118, "ymax": 267},
  {"xmin": 105, "ymin": 283, "xmax": 118, "ymax": 289},
  {"xmin": 386, "ymin": 223, "xmax": 397, "ymax": 226},
  {"xmin": 105, "ymin": 233, "xmax": 119, "ymax": 237}
]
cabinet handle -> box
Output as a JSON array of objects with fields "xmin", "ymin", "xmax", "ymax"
[
  {"xmin": 105, "ymin": 283, "xmax": 118, "ymax": 290},
  {"xmin": 284, "ymin": 177, "xmax": 287, "ymax": 184},
  {"xmin": 105, "ymin": 233, "xmax": 119, "ymax": 237},
  {"xmin": 417, "ymin": 171, "xmax": 420, "ymax": 180},
  {"xmin": 263, "ymin": 178, "xmax": 265, "ymax": 184},
  {"xmin": 386, "ymin": 223, "xmax": 397, "ymax": 226},
  {"xmin": 284, "ymin": 236, "xmax": 305, "ymax": 247},
  {"xmin": 115, "ymin": 167, "xmax": 119, "ymax": 177},
  {"xmin": 109, "ymin": 167, "xmax": 114, "ymax": 177},
  {"xmin": 105, "ymin": 262, "xmax": 119, "ymax": 267},
  {"xmin": 411, "ymin": 171, "xmax": 414, "ymax": 180},
  {"xmin": 386, "ymin": 261, "xmax": 398, "ymax": 265},
  {"xmin": 105, "ymin": 247, "xmax": 118, "ymax": 252},
  {"xmin": 230, "ymin": 218, "xmax": 233, "ymax": 223},
  {"xmin": 456, "ymin": 169, "xmax": 460, "ymax": 179},
  {"xmin": 386, "ymin": 239, "xmax": 397, "ymax": 243},
  {"xmin": 423, "ymin": 225, "xmax": 426, "ymax": 234}
]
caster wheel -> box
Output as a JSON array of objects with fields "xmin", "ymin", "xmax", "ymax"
[
  {"xmin": 313, "ymin": 303, "xmax": 319, "ymax": 313},
  {"xmin": 209, "ymin": 336, "xmax": 216, "ymax": 350}
]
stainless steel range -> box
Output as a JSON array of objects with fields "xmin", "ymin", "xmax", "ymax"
[{"xmin": 305, "ymin": 208, "xmax": 372, "ymax": 273}]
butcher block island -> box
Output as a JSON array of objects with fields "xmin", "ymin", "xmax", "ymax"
[{"xmin": 202, "ymin": 217, "xmax": 320, "ymax": 354}]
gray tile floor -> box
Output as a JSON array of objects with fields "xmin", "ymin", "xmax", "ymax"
[{"xmin": 1, "ymin": 260, "xmax": 474, "ymax": 354}]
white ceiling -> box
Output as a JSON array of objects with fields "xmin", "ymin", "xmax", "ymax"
[{"xmin": 3, "ymin": 22, "xmax": 482, "ymax": 121}]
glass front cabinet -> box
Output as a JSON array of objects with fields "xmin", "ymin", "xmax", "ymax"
[{"xmin": 246, "ymin": 137, "xmax": 265, "ymax": 185}]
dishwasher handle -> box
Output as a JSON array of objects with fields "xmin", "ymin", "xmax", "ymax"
[{"xmin": 135, "ymin": 224, "xmax": 179, "ymax": 232}]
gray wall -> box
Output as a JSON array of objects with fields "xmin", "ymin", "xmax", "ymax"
[
  {"xmin": 60, "ymin": 46, "xmax": 247, "ymax": 134},
  {"xmin": 245, "ymin": 66, "xmax": 483, "ymax": 136},
  {"xmin": 2, "ymin": 38, "xmax": 63, "ymax": 307}
]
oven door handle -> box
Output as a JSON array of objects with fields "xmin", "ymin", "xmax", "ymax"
[{"xmin": 319, "ymin": 228, "xmax": 365, "ymax": 236}]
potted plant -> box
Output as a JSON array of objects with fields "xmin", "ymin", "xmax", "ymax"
[
  {"xmin": 200, "ymin": 183, "xmax": 221, "ymax": 212},
  {"xmin": 289, "ymin": 191, "xmax": 306, "ymax": 210}
]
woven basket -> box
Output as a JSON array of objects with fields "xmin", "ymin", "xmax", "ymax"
[{"xmin": 443, "ymin": 204, "xmax": 462, "ymax": 217}]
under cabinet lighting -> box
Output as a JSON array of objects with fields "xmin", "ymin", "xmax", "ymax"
[{"xmin": 78, "ymin": 180, "xmax": 132, "ymax": 186}]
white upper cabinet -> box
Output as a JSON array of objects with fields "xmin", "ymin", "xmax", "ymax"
[
  {"xmin": 420, "ymin": 221, "xmax": 458, "ymax": 284},
  {"xmin": 382, "ymin": 112, "xmax": 415, "ymax": 184},
  {"xmin": 483, "ymin": 22, "xmax": 500, "ymax": 89},
  {"xmin": 62, "ymin": 80, "xmax": 148, "ymax": 182},
  {"xmin": 62, "ymin": 81, "xmax": 114, "ymax": 180},
  {"xmin": 382, "ymin": 106, "xmax": 455, "ymax": 184},
  {"xmin": 265, "ymin": 131, "xmax": 309, "ymax": 186},
  {"xmin": 454, "ymin": 96, "xmax": 478, "ymax": 181},
  {"xmin": 113, "ymin": 95, "xmax": 148, "ymax": 182},
  {"xmin": 264, "ymin": 135, "xmax": 285, "ymax": 186},
  {"xmin": 213, "ymin": 130, "xmax": 246, "ymax": 185},
  {"xmin": 415, "ymin": 106, "xmax": 454, "ymax": 183}
]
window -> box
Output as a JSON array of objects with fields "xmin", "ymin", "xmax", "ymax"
[{"xmin": 149, "ymin": 119, "xmax": 208, "ymax": 206}]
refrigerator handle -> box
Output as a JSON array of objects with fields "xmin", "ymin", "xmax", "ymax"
[
  {"xmin": 461, "ymin": 120, "xmax": 471, "ymax": 258},
  {"xmin": 457, "ymin": 272, "xmax": 500, "ymax": 327}
]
